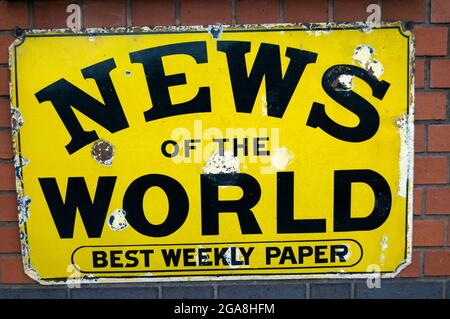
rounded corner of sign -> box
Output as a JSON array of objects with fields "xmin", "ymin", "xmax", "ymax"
[
  {"xmin": 9, "ymin": 36, "xmax": 26, "ymax": 52},
  {"xmin": 21, "ymin": 257, "xmax": 65, "ymax": 286},
  {"xmin": 395, "ymin": 22, "xmax": 414, "ymax": 40},
  {"xmin": 383, "ymin": 257, "xmax": 412, "ymax": 279},
  {"xmin": 22, "ymin": 262, "xmax": 44, "ymax": 285}
]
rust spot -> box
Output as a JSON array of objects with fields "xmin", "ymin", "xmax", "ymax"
[{"xmin": 91, "ymin": 140, "xmax": 114, "ymax": 166}]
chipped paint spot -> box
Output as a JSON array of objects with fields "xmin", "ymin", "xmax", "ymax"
[
  {"xmin": 396, "ymin": 114, "xmax": 409, "ymax": 198},
  {"xmin": 224, "ymin": 247, "xmax": 242, "ymax": 269},
  {"xmin": 91, "ymin": 140, "xmax": 114, "ymax": 166},
  {"xmin": 380, "ymin": 236, "xmax": 389, "ymax": 250},
  {"xmin": 80, "ymin": 274, "xmax": 99, "ymax": 283},
  {"xmin": 366, "ymin": 59, "xmax": 384, "ymax": 78},
  {"xmin": 194, "ymin": 245, "xmax": 209, "ymax": 266},
  {"xmin": 353, "ymin": 45, "xmax": 374, "ymax": 66},
  {"xmin": 334, "ymin": 74, "xmax": 354, "ymax": 91},
  {"xmin": 379, "ymin": 235, "xmax": 389, "ymax": 265},
  {"xmin": 270, "ymin": 147, "xmax": 293, "ymax": 170},
  {"xmin": 11, "ymin": 107, "xmax": 24, "ymax": 135},
  {"xmin": 208, "ymin": 24, "xmax": 223, "ymax": 39},
  {"xmin": 361, "ymin": 26, "xmax": 374, "ymax": 34},
  {"xmin": 343, "ymin": 244, "xmax": 351, "ymax": 260},
  {"xmin": 261, "ymin": 94, "xmax": 268, "ymax": 116},
  {"xmin": 108, "ymin": 209, "xmax": 128, "ymax": 231},
  {"xmin": 396, "ymin": 114, "xmax": 408, "ymax": 131},
  {"xmin": 14, "ymin": 155, "xmax": 29, "ymax": 181},
  {"xmin": 203, "ymin": 150, "xmax": 240, "ymax": 174},
  {"xmin": 306, "ymin": 30, "xmax": 332, "ymax": 37},
  {"xmin": 125, "ymin": 70, "xmax": 131, "ymax": 77},
  {"xmin": 18, "ymin": 195, "xmax": 31, "ymax": 225},
  {"xmin": 353, "ymin": 45, "xmax": 384, "ymax": 78},
  {"xmin": 21, "ymin": 244, "xmax": 29, "ymax": 262}
]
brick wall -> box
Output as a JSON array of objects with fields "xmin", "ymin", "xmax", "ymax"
[{"xmin": 0, "ymin": 0, "xmax": 449, "ymax": 299}]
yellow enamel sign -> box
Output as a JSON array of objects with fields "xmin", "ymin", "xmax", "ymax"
[{"xmin": 10, "ymin": 24, "xmax": 414, "ymax": 284}]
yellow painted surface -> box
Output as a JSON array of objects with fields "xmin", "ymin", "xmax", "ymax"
[{"xmin": 10, "ymin": 24, "xmax": 413, "ymax": 283}]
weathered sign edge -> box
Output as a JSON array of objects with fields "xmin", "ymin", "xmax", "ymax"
[{"xmin": 8, "ymin": 22, "xmax": 414, "ymax": 285}]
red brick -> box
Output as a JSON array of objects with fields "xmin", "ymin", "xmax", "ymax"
[
  {"xmin": 426, "ymin": 187, "xmax": 450, "ymax": 214},
  {"xmin": 413, "ymin": 220, "xmax": 446, "ymax": 246},
  {"xmin": 424, "ymin": 250, "xmax": 450, "ymax": 276},
  {"xmin": 0, "ymin": 195, "xmax": 18, "ymax": 222},
  {"xmin": 0, "ymin": 130, "xmax": 13, "ymax": 159},
  {"xmin": 415, "ymin": 59, "xmax": 425, "ymax": 89},
  {"xmin": 413, "ymin": 27, "xmax": 448, "ymax": 56},
  {"xmin": 398, "ymin": 251, "xmax": 421, "ymax": 277},
  {"xmin": 34, "ymin": 0, "xmax": 74, "ymax": 29},
  {"xmin": 236, "ymin": 0, "xmax": 279, "ymax": 24},
  {"xmin": 132, "ymin": 0, "xmax": 175, "ymax": 26},
  {"xmin": 0, "ymin": 163, "xmax": 16, "ymax": 191},
  {"xmin": 334, "ymin": 0, "xmax": 373, "ymax": 22},
  {"xmin": 0, "ymin": 257, "xmax": 34, "ymax": 284},
  {"xmin": 383, "ymin": 0, "xmax": 425, "ymax": 22},
  {"xmin": 415, "ymin": 124, "xmax": 425, "ymax": 153},
  {"xmin": 0, "ymin": 227, "xmax": 21, "ymax": 253},
  {"xmin": 0, "ymin": 1, "xmax": 29, "ymax": 30},
  {"xmin": 0, "ymin": 99, "xmax": 11, "ymax": 128},
  {"xmin": 431, "ymin": 0, "xmax": 450, "ymax": 23},
  {"xmin": 0, "ymin": 67, "xmax": 9, "ymax": 96},
  {"xmin": 415, "ymin": 92, "xmax": 447, "ymax": 120},
  {"xmin": 285, "ymin": 0, "xmax": 328, "ymax": 23},
  {"xmin": 414, "ymin": 156, "xmax": 448, "ymax": 184},
  {"xmin": 0, "ymin": 35, "xmax": 14, "ymax": 65},
  {"xmin": 428, "ymin": 124, "xmax": 450, "ymax": 152},
  {"xmin": 180, "ymin": 0, "xmax": 231, "ymax": 25},
  {"xmin": 83, "ymin": 0, "xmax": 126, "ymax": 28},
  {"xmin": 430, "ymin": 59, "xmax": 450, "ymax": 88},
  {"xmin": 413, "ymin": 188, "xmax": 422, "ymax": 215}
]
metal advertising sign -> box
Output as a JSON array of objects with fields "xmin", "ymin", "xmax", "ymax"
[{"xmin": 9, "ymin": 23, "xmax": 414, "ymax": 284}]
